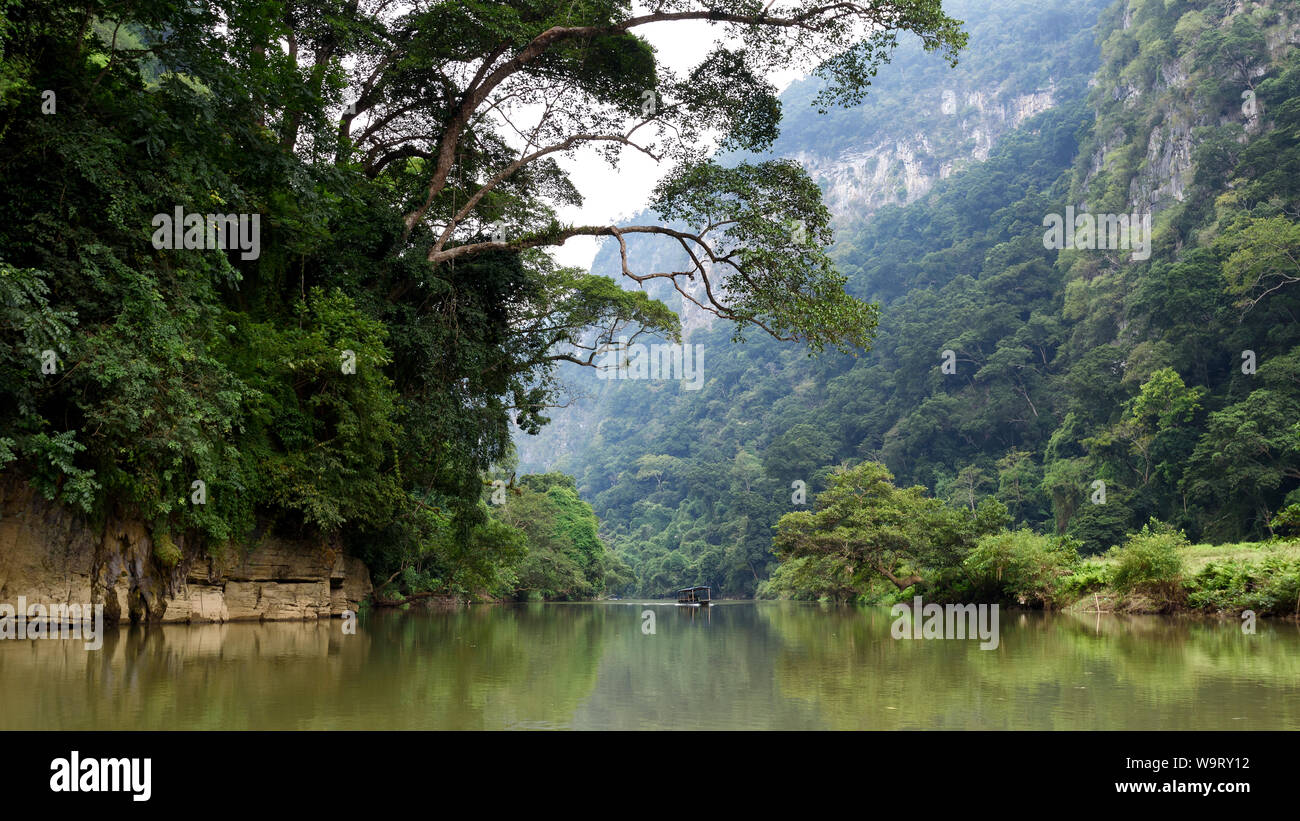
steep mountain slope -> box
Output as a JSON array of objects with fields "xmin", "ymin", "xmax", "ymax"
[
  {"xmin": 516, "ymin": 0, "xmax": 1111, "ymax": 471},
  {"xmin": 517, "ymin": 0, "xmax": 1300, "ymax": 598}
]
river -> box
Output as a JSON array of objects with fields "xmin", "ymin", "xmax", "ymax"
[{"xmin": 2, "ymin": 602, "xmax": 1297, "ymax": 730}]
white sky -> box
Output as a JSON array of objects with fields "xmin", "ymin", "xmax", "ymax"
[{"xmin": 548, "ymin": 18, "xmax": 805, "ymax": 270}]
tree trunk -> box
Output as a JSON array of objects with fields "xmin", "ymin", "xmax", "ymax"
[{"xmin": 877, "ymin": 566, "xmax": 923, "ymax": 591}]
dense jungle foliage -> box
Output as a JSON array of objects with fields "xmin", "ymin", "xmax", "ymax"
[
  {"xmin": 529, "ymin": 0, "xmax": 1300, "ymax": 602},
  {"xmin": 0, "ymin": 1, "xmax": 967, "ymax": 601}
]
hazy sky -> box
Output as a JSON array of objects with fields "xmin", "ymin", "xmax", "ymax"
[{"xmin": 548, "ymin": 18, "xmax": 804, "ymax": 270}]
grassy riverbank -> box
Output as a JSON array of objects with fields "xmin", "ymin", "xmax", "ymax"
[
  {"xmin": 757, "ymin": 462, "xmax": 1300, "ymax": 617},
  {"xmin": 1063, "ymin": 538, "xmax": 1300, "ymax": 617}
]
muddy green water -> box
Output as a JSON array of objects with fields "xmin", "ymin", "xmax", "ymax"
[{"xmin": 1, "ymin": 602, "xmax": 1296, "ymax": 730}]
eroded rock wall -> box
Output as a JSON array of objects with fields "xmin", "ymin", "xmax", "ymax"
[{"xmin": 0, "ymin": 480, "xmax": 371, "ymax": 624}]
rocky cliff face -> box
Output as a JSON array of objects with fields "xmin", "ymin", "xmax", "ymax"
[
  {"xmin": 1079, "ymin": 0, "xmax": 1300, "ymax": 217},
  {"xmin": 793, "ymin": 86, "xmax": 1061, "ymax": 226},
  {"xmin": 0, "ymin": 480, "xmax": 371, "ymax": 624}
]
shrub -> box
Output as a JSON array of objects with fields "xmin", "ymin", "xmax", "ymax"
[
  {"xmin": 1187, "ymin": 555, "xmax": 1300, "ymax": 615},
  {"xmin": 1250, "ymin": 556, "xmax": 1300, "ymax": 615},
  {"xmin": 1058, "ymin": 560, "xmax": 1111, "ymax": 599},
  {"xmin": 1108, "ymin": 520, "xmax": 1186, "ymax": 606},
  {"xmin": 964, "ymin": 529, "xmax": 1080, "ymax": 608},
  {"xmin": 1186, "ymin": 559, "xmax": 1256, "ymax": 611},
  {"xmin": 1270, "ymin": 504, "xmax": 1300, "ymax": 537}
]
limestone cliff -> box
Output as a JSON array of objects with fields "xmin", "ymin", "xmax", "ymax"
[
  {"xmin": 1076, "ymin": 0, "xmax": 1300, "ymax": 218},
  {"xmin": 0, "ymin": 479, "xmax": 371, "ymax": 624},
  {"xmin": 515, "ymin": 0, "xmax": 1110, "ymax": 475}
]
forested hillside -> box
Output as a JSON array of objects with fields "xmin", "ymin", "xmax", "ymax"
[
  {"xmin": 1, "ymin": 1, "xmax": 969, "ymax": 604},
  {"xmin": 519, "ymin": 0, "xmax": 1300, "ymax": 599}
]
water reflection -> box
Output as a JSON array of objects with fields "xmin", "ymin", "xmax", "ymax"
[{"xmin": 0, "ymin": 603, "xmax": 1294, "ymax": 730}]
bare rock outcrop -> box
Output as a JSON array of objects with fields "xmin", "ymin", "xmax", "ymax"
[{"xmin": 0, "ymin": 479, "xmax": 371, "ymax": 624}]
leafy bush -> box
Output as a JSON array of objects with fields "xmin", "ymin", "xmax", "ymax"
[
  {"xmin": 1058, "ymin": 560, "xmax": 1111, "ymax": 599},
  {"xmin": 1254, "ymin": 557, "xmax": 1300, "ymax": 616},
  {"xmin": 1271, "ymin": 504, "xmax": 1300, "ymax": 537},
  {"xmin": 1107, "ymin": 520, "xmax": 1187, "ymax": 606},
  {"xmin": 1186, "ymin": 559, "xmax": 1256, "ymax": 612},
  {"xmin": 1187, "ymin": 555, "xmax": 1300, "ymax": 615},
  {"xmin": 964, "ymin": 529, "xmax": 1081, "ymax": 608}
]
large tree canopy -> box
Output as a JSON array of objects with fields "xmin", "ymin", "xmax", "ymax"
[
  {"xmin": 0, "ymin": 0, "xmax": 965, "ymax": 597},
  {"xmin": 329, "ymin": 0, "xmax": 965, "ymax": 350}
]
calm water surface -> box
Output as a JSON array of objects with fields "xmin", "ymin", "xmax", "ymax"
[{"xmin": 2, "ymin": 602, "xmax": 1297, "ymax": 730}]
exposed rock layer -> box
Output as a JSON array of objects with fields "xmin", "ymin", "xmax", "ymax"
[{"xmin": 0, "ymin": 480, "xmax": 371, "ymax": 624}]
